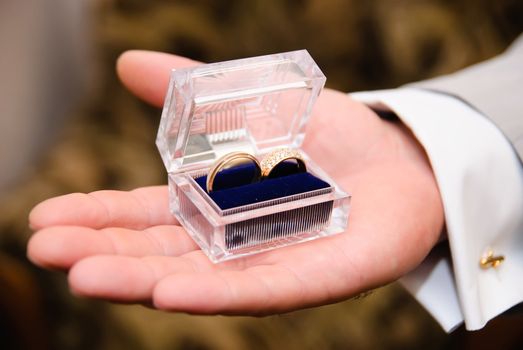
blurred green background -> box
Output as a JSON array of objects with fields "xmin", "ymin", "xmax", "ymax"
[{"xmin": 1, "ymin": 0, "xmax": 522, "ymax": 349}]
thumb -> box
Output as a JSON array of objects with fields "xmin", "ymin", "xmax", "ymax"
[{"xmin": 116, "ymin": 50, "xmax": 201, "ymax": 107}]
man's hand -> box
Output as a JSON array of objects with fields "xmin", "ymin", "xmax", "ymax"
[{"xmin": 27, "ymin": 51, "xmax": 444, "ymax": 315}]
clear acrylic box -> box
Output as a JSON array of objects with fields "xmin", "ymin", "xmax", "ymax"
[{"xmin": 157, "ymin": 50, "xmax": 350, "ymax": 263}]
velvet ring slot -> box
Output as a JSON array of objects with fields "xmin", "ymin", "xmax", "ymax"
[{"xmin": 196, "ymin": 161, "xmax": 333, "ymax": 250}]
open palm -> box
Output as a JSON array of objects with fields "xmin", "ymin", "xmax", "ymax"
[{"xmin": 27, "ymin": 51, "xmax": 444, "ymax": 315}]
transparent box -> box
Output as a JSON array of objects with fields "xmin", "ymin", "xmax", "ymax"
[{"xmin": 157, "ymin": 50, "xmax": 350, "ymax": 263}]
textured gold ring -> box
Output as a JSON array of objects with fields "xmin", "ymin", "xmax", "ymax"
[
  {"xmin": 260, "ymin": 148, "xmax": 307, "ymax": 178},
  {"xmin": 206, "ymin": 152, "xmax": 262, "ymax": 193}
]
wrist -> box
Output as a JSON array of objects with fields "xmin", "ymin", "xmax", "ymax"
[{"xmin": 384, "ymin": 117, "xmax": 445, "ymax": 247}]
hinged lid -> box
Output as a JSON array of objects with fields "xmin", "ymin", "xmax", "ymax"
[{"xmin": 156, "ymin": 50, "xmax": 326, "ymax": 174}]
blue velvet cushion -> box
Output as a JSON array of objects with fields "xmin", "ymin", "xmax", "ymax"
[{"xmin": 195, "ymin": 162, "xmax": 330, "ymax": 210}]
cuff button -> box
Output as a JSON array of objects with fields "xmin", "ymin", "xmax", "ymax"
[{"xmin": 480, "ymin": 250, "xmax": 505, "ymax": 269}]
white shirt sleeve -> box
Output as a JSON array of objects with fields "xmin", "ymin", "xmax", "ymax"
[{"xmin": 350, "ymin": 88, "xmax": 523, "ymax": 332}]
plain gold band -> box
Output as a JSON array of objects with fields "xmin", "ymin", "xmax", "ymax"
[
  {"xmin": 260, "ymin": 149, "xmax": 307, "ymax": 178},
  {"xmin": 206, "ymin": 152, "xmax": 262, "ymax": 193}
]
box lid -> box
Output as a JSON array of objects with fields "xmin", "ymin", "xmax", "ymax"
[{"xmin": 156, "ymin": 50, "xmax": 326, "ymax": 174}]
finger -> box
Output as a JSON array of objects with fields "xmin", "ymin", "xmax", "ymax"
[
  {"xmin": 27, "ymin": 225, "xmax": 198, "ymax": 270},
  {"xmin": 116, "ymin": 50, "xmax": 201, "ymax": 107},
  {"xmin": 151, "ymin": 232, "xmax": 385, "ymax": 315},
  {"xmin": 67, "ymin": 252, "xmax": 215, "ymax": 301},
  {"xmin": 29, "ymin": 186, "xmax": 175, "ymax": 230},
  {"xmin": 152, "ymin": 264, "xmax": 317, "ymax": 315}
]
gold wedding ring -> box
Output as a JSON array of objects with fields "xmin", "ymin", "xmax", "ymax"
[
  {"xmin": 260, "ymin": 148, "xmax": 307, "ymax": 178},
  {"xmin": 206, "ymin": 152, "xmax": 262, "ymax": 193}
]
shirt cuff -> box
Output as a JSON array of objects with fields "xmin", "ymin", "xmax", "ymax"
[{"xmin": 350, "ymin": 87, "xmax": 523, "ymax": 331}]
